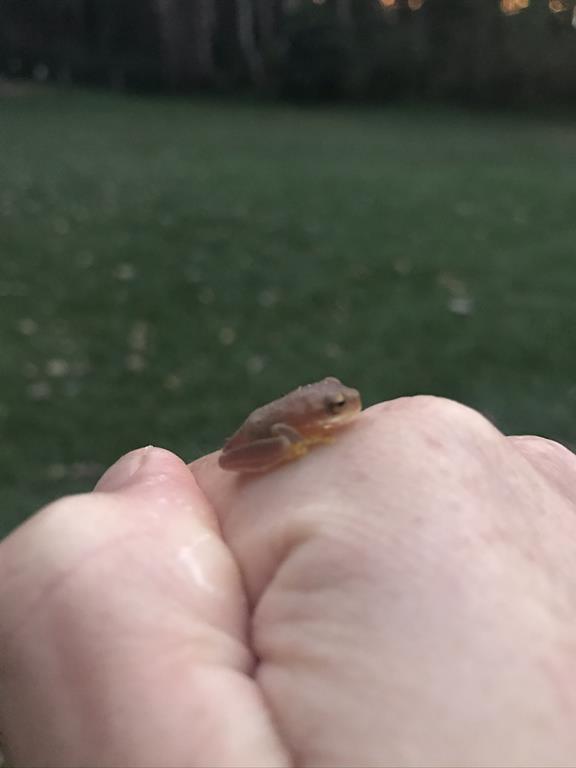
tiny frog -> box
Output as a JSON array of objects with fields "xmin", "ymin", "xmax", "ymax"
[{"xmin": 218, "ymin": 376, "xmax": 362, "ymax": 473}]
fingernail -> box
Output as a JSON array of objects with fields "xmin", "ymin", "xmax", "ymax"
[{"xmin": 94, "ymin": 446, "xmax": 155, "ymax": 492}]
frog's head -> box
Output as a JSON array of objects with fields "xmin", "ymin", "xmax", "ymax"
[{"xmin": 318, "ymin": 376, "xmax": 362, "ymax": 428}]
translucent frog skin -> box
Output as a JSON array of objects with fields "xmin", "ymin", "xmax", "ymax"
[{"xmin": 218, "ymin": 376, "xmax": 362, "ymax": 473}]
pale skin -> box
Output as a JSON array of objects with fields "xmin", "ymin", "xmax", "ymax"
[{"xmin": 3, "ymin": 396, "xmax": 576, "ymax": 766}]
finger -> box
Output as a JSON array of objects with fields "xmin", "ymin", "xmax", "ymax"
[
  {"xmin": 508, "ymin": 435, "xmax": 576, "ymax": 504},
  {"xmin": 0, "ymin": 447, "xmax": 288, "ymax": 768},
  {"xmin": 193, "ymin": 398, "xmax": 576, "ymax": 767}
]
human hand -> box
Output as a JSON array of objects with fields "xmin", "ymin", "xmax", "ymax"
[{"xmin": 2, "ymin": 396, "xmax": 576, "ymax": 767}]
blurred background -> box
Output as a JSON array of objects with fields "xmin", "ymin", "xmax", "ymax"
[{"xmin": 1, "ymin": 0, "xmax": 576, "ymax": 535}]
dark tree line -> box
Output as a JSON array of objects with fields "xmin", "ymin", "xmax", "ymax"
[{"xmin": 1, "ymin": 0, "xmax": 576, "ymax": 104}]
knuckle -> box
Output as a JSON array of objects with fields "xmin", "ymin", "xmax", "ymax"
[
  {"xmin": 382, "ymin": 395, "xmax": 499, "ymax": 442},
  {"xmin": 510, "ymin": 435, "xmax": 576, "ymax": 463},
  {"xmin": 362, "ymin": 396, "xmax": 505, "ymax": 479}
]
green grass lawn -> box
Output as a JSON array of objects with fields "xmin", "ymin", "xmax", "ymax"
[{"xmin": 1, "ymin": 85, "xmax": 576, "ymax": 535}]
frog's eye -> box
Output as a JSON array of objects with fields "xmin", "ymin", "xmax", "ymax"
[{"xmin": 326, "ymin": 393, "xmax": 347, "ymax": 414}]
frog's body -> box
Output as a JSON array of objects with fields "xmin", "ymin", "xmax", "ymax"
[{"xmin": 218, "ymin": 377, "xmax": 362, "ymax": 473}]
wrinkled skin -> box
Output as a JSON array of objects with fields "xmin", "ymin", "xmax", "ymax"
[{"xmin": 2, "ymin": 396, "xmax": 576, "ymax": 767}]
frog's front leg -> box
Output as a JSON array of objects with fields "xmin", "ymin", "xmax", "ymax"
[
  {"xmin": 270, "ymin": 423, "xmax": 304, "ymax": 443},
  {"xmin": 270, "ymin": 422, "xmax": 309, "ymax": 460},
  {"xmin": 218, "ymin": 423, "xmax": 306, "ymax": 473}
]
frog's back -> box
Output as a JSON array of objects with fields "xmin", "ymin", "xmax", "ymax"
[{"xmin": 224, "ymin": 384, "xmax": 324, "ymax": 449}]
